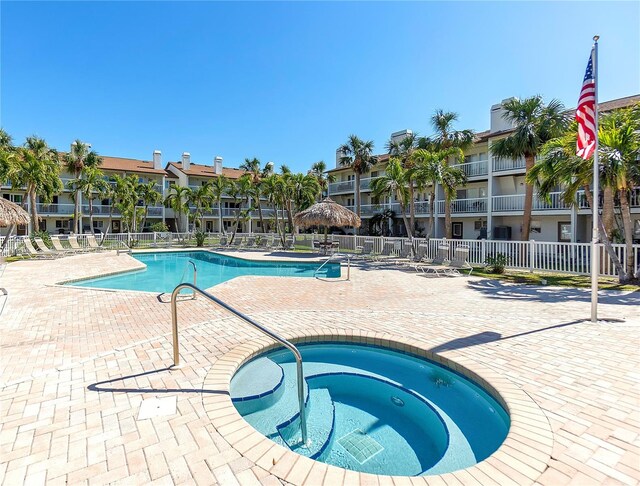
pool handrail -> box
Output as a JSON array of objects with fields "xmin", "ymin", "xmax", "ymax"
[
  {"xmin": 169, "ymin": 282, "xmax": 308, "ymax": 444},
  {"xmin": 314, "ymin": 252, "xmax": 350, "ymax": 281}
]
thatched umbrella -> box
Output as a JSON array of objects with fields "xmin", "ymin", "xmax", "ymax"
[
  {"xmin": 294, "ymin": 197, "xmax": 361, "ymax": 249},
  {"xmin": 0, "ymin": 198, "xmax": 29, "ymax": 227}
]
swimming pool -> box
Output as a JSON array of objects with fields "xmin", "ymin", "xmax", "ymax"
[
  {"xmin": 230, "ymin": 343, "xmax": 510, "ymax": 476},
  {"xmin": 67, "ymin": 251, "xmax": 341, "ymax": 292}
]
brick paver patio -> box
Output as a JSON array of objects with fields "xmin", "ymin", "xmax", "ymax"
[{"xmin": 1, "ymin": 250, "xmax": 638, "ymax": 485}]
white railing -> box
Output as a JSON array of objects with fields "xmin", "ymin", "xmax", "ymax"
[
  {"xmin": 492, "ymin": 156, "xmax": 526, "ymax": 172},
  {"xmin": 328, "ymin": 180, "xmax": 355, "ymax": 194},
  {"xmin": 36, "ymin": 203, "xmax": 75, "ymax": 214},
  {"xmin": 453, "ymin": 159, "xmax": 488, "ymax": 178},
  {"xmin": 359, "ymin": 177, "xmax": 380, "ymax": 191},
  {"xmin": 492, "ymin": 193, "xmax": 572, "ymax": 212},
  {"xmin": 437, "ymin": 197, "xmax": 488, "ymax": 214},
  {"xmin": 2, "ymin": 231, "xmax": 638, "ymax": 278}
]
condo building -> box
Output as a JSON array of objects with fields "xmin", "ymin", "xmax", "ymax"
[{"xmin": 327, "ymin": 95, "xmax": 640, "ymax": 243}]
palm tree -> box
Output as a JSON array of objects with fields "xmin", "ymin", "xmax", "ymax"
[
  {"xmin": 187, "ymin": 183, "xmax": 213, "ymax": 230},
  {"xmin": 64, "ymin": 140, "xmax": 102, "ymax": 233},
  {"xmin": 387, "ymin": 133, "xmax": 419, "ymax": 231},
  {"xmin": 111, "ymin": 175, "xmax": 140, "ymax": 236},
  {"xmin": 138, "ymin": 181, "xmax": 163, "ymax": 232},
  {"xmin": 370, "ymin": 159, "xmax": 412, "ymax": 237},
  {"xmin": 9, "ymin": 136, "xmax": 62, "ymax": 233},
  {"xmin": 309, "ymin": 161, "xmax": 335, "ymax": 200},
  {"xmin": 598, "ymin": 106, "xmax": 640, "ymax": 281},
  {"xmin": 98, "ymin": 181, "xmax": 116, "ymax": 242},
  {"xmin": 239, "ymin": 158, "xmax": 273, "ymax": 232},
  {"xmin": 423, "ymin": 111, "xmax": 475, "ymax": 239},
  {"xmin": 412, "ymin": 146, "xmax": 465, "ymax": 239},
  {"xmin": 165, "ymin": 186, "xmax": 190, "ymax": 233},
  {"xmin": 228, "ymin": 175, "xmax": 252, "ymax": 243},
  {"xmin": 69, "ymin": 166, "xmax": 108, "ymax": 233},
  {"xmin": 262, "ymin": 173, "xmax": 286, "ymax": 244},
  {"xmin": 339, "ymin": 135, "xmax": 376, "ymax": 228},
  {"xmin": 490, "ymin": 96, "xmax": 569, "ymax": 241},
  {"xmin": 210, "ymin": 175, "xmax": 229, "ymax": 234}
]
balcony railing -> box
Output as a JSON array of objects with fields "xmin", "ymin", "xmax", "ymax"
[
  {"xmin": 492, "ymin": 192, "xmax": 571, "ymax": 212},
  {"xmin": 492, "ymin": 156, "xmax": 526, "ymax": 172},
  {"xmin": 577, "ymin": 188, "xmax": 640, "ymax": 210},
  {"xmin": 437, "ymin": 197, "xmax": 488, "ymax": 214},
  {"xmin": 328, "ymin": 180, "xmax": 355, "ymax": 194},
  {"xmin": 452, "ymin": 160, "xmax": 489, "ymax": 178},
  {"xmin": 36, "ymin": 203, "xmax": 75, "ymax": 215}
]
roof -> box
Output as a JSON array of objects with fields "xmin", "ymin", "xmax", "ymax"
[
  {"xmin": 99, "ymin": 156, "xmax": 170, "ymax": 176},
  {"xmin": 168, "ymin": 162, "xmax": 246, "ymax": 179},
  {"xmin": 598, "ymin": 94, "xmax": 640, "ymax": 112}
]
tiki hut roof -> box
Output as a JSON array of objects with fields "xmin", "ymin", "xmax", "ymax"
[
  {"xmin": 0, "ymin": 198, "xmax": 30, "ymax": 226},
  {"xmin": 293, "ymin": 198, "xmax": 361, "ymax": 228}
]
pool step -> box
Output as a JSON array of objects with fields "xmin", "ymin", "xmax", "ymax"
[
  {"xmin": 231, "ymin": 357, "xmax": 285, "ymax": 415},
  {"xmin": 278, "ymin": 387, "xmax": 335, "ymax": 459},
  {"xmin": 238, "ymin": 365, "xmax": 309, "ymax": 437}
]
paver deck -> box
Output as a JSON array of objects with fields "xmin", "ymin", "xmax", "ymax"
[{"xmin": 1, "ymin": 250, "xmax": 638, "ymax": 485}]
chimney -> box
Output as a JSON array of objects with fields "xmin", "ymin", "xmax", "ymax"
[
  {"xmin": 390, "ymin": 129, "xmax": 413, "ymax": 145},
  {"xmin": 181, "ymin": 152, "xmax": 191, "ymax": 170},
  {"xmin": 214, "ymin": 156, "xmax": 223, "ymax": 175},
  {"xmin": 153, "ymin": 150, "xmax": 162, "ymax": 170},
  {"xmin": 490, "ymin": 98, "xmax": 517, "ymax": 133},
  {"xmin": 336, "ymin": 148, "xmax": 345, "ymax": 168}
]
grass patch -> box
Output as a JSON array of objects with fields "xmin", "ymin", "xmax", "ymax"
[{"xmin": 472, "ymin": 266, "xmax": 639, "ymax": 291}]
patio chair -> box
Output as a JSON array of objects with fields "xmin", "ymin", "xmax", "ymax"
[
  {"xmin": 230, "ymin": 236, "xmax": 244, "ymax": 249},
  {"xmin": 414, "ymin": 244, "xmax": 450, "ymax": 273},
  {"xmin": 22, "ymin": 238, "xmax": 56, "ymax": 259},
  {"xmin": 217, "ymin": 235, "xmax": 229, "ymax": 249},
  {"xmin": 34, "ymin": 237, "xmax": 67, "ymax": 257},
  {"xmin": 245, "ymin": 236, "xmax": 256, "ymax": 249},
  {"xmin": 86, "ymin": 234, "xmax": 106, "ymax": 252},
  {"xmin": 50, "ymin": 236, "xmax": 78, "ymax": 255},
  {"xmin": 374, "ymin": 241, "xmax": 396, "ymax": 261},
  {"xmin": 356, "ymin": 240, "xmax": 375, "ymax": 260},
  {"xmin": 443, "ymin": 246, "xmax": 474, "ymax": 276},
  {"xmin": 389, "ymin": 243, "xmax": 412, "ymax": 265},
  {"xmin": 67, "ymin": 235, "xmax": 93, "ymax": 252},
  {"xmin": 282, "ymin": 236, "xmax": 295, "ymax": 251}
]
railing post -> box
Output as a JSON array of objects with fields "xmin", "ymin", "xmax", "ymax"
[
  {"xmin": 481, "ymin": 238, "xmax": 487, "ymax": 266},
  {"xmin": 529, "ymin": 239, "xmax": 535, "ymax": 273}
]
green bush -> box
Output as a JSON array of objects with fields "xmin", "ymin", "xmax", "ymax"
[
  {"xmin": 31, "ymin": 230, "xmax": 52, "ymax": 247},
  {"xmin": 195, "ymin": 230, "xmax": 206, "ymax": 247},
  {"xmin": 485, "ymin": 253, "xmax": 508, "ymax": 274},
  {"xmin": 150, "ymin": 222, "xmax": 169, "ymax": 232}
]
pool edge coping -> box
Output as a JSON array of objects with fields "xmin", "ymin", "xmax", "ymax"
[{"xmin": 203, "ymin": 330, "xmax": 553, "ymax": 486}]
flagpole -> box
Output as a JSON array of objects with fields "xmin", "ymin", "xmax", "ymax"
[{"xmin": 591, "ymin": 35, "xmax": 600, "ymax": 323}]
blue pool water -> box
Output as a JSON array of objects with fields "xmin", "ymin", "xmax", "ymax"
[
  {"xmin": 67, "ymin": 251, "xmax": 341, "ymax": 292},
  {"xmin": 231, "ymin": 343, "xmax": 510, "ymax": 476}
]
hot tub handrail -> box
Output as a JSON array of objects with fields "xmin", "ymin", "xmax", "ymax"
[{"xmin": 169, "ymin": 282, "xmax": 308, "ymax": 444}]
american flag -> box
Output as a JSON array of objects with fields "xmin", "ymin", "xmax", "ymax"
[{"xmin": 576, "ymin": 52, "xmax": 596, "ymax": 159}]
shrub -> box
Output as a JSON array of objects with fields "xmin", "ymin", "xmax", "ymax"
[
  {"xmin": 150, "ymin": 222, "xmax": 169, "ymax": 232},
  {"xmin": 195, "ymin": 230, "xmax": 206, "ymax": 247},
  {"xmin": 485, "ymin": 253, "xmax": 508, "ymax": 274},
  {"xmin": 31, "ymin": 230, "xmax": 52, "ymax": 247}
]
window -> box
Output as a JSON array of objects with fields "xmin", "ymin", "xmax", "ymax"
[
  {"xmin": 531, "ymin": 221, "xmax": 542, "ymax": 234},
  {"xmin": 93, "ymin": 221, "xmax": 104, "ymax": 229},
  {"xmin": 558, "ymin": 222, "xmax": 572, "ymax": 242},
  {"xmin": 371, "ymin": 171, "xmax": 379, "ymax": 178}
]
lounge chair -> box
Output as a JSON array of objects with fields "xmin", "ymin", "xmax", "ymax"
[
  {"xmin": 50, "ymin": 236, "xmax": 78, "ymax": 255},
  {"xmin": 217, "ymin": 235, "xmax": 229, "ymax": 249},
  {"xmin": 414, "ymin": 244, "xmax": 450, "ymax": 273},
  {"xmin": 389, "ymin": 243, "xmax": 412, "ymax": 265},
  {"xmin": 22, "ymin": 238, "xmax": 56, "ymax": 259},
  {"xmin": 230, "ymin": 236, "xmax": 244, "ymax": 249},
  {"xmin": 282, "ymin": 237, "xmax": 295, "ymax": 251},
  {"xmin": 356, "ymin": 240, "xmax": 375, "ymax": 260},
  {"xmin": 374, "ymin": 241, "xmax": 396, "ymax": 261},
  {"xmin": 34, "ymin": 237, "xmax": 68, "ymax": 257},
  {"xmin": 444, "ymin": 246, "xmax": 474, "ymax": 276},
  {"xmin": 245, "ymin": 236, "xmax": 256, "ymax": 249},
  {"xmin": 86, "ymin": 234, "xmax": 106, "ymax": 252},
  {"xmin": 67, "ymin": 235, "xmax": 92, "ymax": 252}
]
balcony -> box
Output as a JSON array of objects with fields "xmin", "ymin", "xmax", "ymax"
[
  {"xmin": 437, "ymin": 197, "xmax": 488, "ymax": 214},
  {"xmin": 492, "ymin": 156, "xmax": 526, "ymax": 173},
  {"xmin": 328, "ymin": 180, "xmax": 355, "ymax": 194},
  {"xmin": 577, "ymin": 188, "xmax": 640, "ymax": 210},
  {"xmin": 36, "ymin": 203, "xmax": 75, "ymax": 215},
  {"xmin": 452, "ymin": 160, "xmax": 488, "ymax": 178},
  {"xmin": 492, "ymin": 192, "xmax": 571, "ymax": 212}
]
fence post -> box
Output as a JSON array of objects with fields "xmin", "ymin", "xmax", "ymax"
[
  {"xmin": 529, "ymin": 239, "xmax": 535, "ymax": 273},
  {"xmin": 481, "ymin": 239, "xmax": 487, "ymax": 266}
]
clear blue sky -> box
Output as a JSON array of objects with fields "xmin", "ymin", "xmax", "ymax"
[{"xmin": 2, "ymin": 1, "xmax": 639, "ymax": 172}]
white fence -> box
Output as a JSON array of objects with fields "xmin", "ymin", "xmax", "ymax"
[{"xmin": 2, "ymin": 232, "xmax": 638, "ymax": 278}]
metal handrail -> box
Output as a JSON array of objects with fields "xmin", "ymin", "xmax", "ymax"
[
  {"xmin": 314, "ymin": 252, "xmax": 350, "ymax": 281},
  {"xmin": 114, "ymin": 240, "xmax": 132, "ymax": 255},
  {"xmin": 170, "ymin": 282, "xmax": 308, "ymax": 444}
]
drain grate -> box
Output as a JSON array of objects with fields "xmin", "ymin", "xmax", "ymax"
[{"xmin": 337, "ymin": 429, "xmax": 383, "ymax": 464}]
